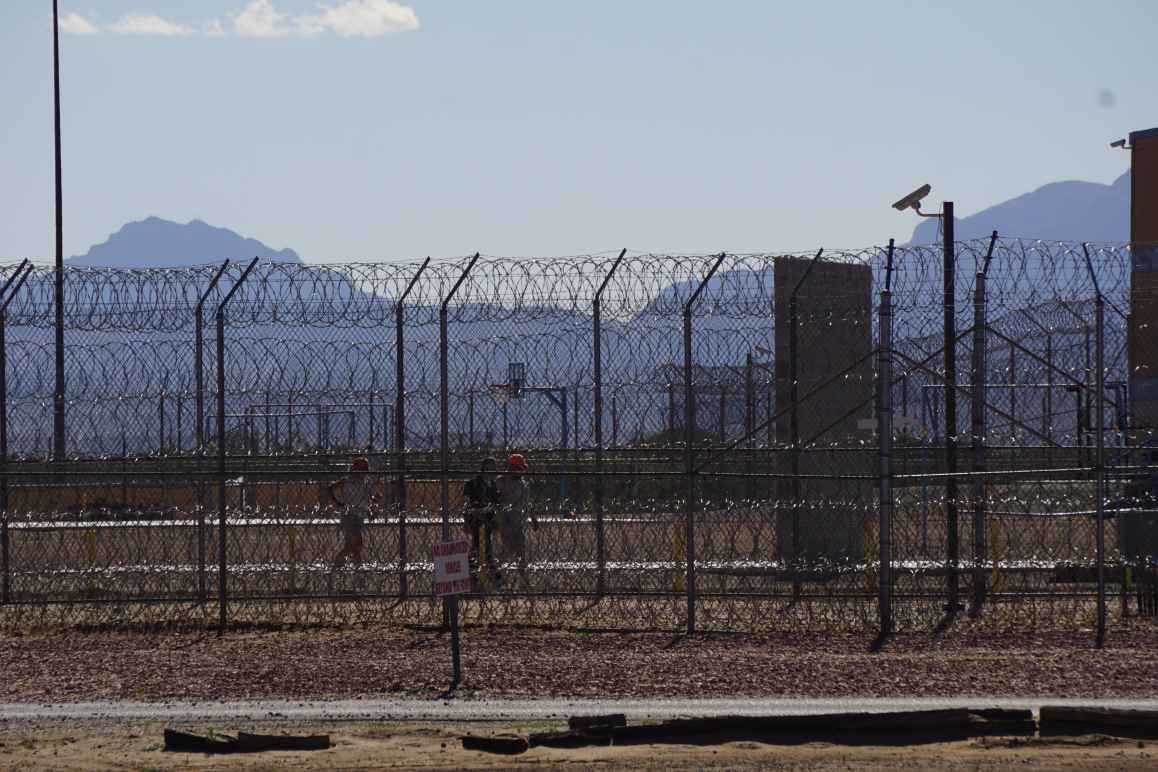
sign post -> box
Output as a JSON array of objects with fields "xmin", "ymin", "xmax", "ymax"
[{"xmin": 433, "ymin": 538, "xmax": 469, "ymax": 686}]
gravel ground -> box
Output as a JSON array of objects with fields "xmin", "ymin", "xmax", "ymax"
[{"xmin": 3, "ymin": 623, "xmax": 1158, "ymax": 702}]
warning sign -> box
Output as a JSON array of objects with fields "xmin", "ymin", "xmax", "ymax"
[{"xmin": 432, "ymin": 539, "xmax": 471, "ymax": 596}]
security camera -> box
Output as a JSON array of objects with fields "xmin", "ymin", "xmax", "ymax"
[
  {"xmin": 892, "ymin": 184, "xmax": 932, "ymax": 212},
  {"xmin": 1110, "ymin": 138, "xmax": 1128, "ymax": 149}
]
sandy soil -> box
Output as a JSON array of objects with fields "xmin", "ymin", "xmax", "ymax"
[
  {"xmin": 2, "ymin": 718, "xmax": 1158, "ymax": 771},
  {"xmin": 4, "ymin": 625, "xmax": 1158, "ymax": 703}
]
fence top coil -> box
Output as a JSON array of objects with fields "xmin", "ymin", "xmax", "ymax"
[{"xmin": 0, "ymin": 239, "xmax": 1129, "ymax": 332}]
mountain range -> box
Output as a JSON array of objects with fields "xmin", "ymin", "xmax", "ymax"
[
  {"xmin": 39, "ymin": 167, "xmax": 1133, "ymax": 269},
  {"xmin": 68, "ymin": 216, "xmax": 301, "ymax": 267}
]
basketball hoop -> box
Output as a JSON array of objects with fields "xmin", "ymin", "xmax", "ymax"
[{"xmin": 488, "ymin": 384, "xmax": 515, "ymax": 405}]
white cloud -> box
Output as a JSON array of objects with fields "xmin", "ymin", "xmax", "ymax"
[
  {"xmin": 232, "ymin": 0, "xmax": 290, "ymax": 38},
  {"xmin": 107, "ymin": 13, "xmax": 193, "ymax": 36},
  {"xmin": 297, "ymin": 0, "xmax": 420, "ymax": 38},
  {"xmin": 60, "ymin": 12, "xmax": 100, "ymax": 35},
  {"xmin": 60, "ymin": 2, "xmax": 419, "ymax": 40}
]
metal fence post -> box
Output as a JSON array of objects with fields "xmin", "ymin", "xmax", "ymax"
[
  {"xmin": 560, "ymin": 388, "xmax": 569, "ymax": 504},
  {"xmin": 683, "ymin": 252, "xmax": 727, "ymax": 635},
  {"xmin": 195, "ymin": 261, "xmax": 229, "ymax": 604},
  {"xmin": 971, "ymin": 232, "xmax": 998, "ymax": 615},
  {"xmin": 441, "ymin": 253, "xmax": 479, "ymax": 669},
  {"xmin": 52, "ymin": 0, "xmax": 66, "ymax": 465},
  {"xmin": 158, "ymin": 387, "xmax": 166, "ymax": 455},
  {"xmin": 718, "ymin": 386, "xmax": 727, "ymax": 444},
  {"xmin": 215, "ymin": 257, "xmax": 259, "ymax": 633},
  {"xmin": 195, "ymin": 259, "xmax": 231, "ymax": 456},
  {"xmin": 573, "ymin": 385, "xmax": 580, "ymax": 453},
  {"xmin": 1008, "ymin": 342, "xmax": 1017, "ymax": 443},
  {"xmin": 1045, "ymin": 334, "xmax": 1054, "ymax": 443},
  {"xmin": 788, "ymin": 248, "xmax": 824, "ymax": 602},
  {"xmin": 1096, "ymin": 292, "xmax": 1106, "ymax": 646},
  {"xmin": 943, "ymin": 202, "xmax": 961, "ymax": 615},
  {"xmin": 593, "ymin": 249, "xmax": 625, "ymax": 597},
  {"xmin": 395, "ymin": 257, "xmax": 430, "ymax": 599},
  {"xmin": 1, "ymin": 261, "xmax": 33, "ymax": 605},
  {"xmin": 467, "ymin": 391, "xmax": 474, "ymax": 447},
  {"xmin": 611, "ymin": 392, "xmax": 618, "ymax": 448},
  {"xmin": 744, "ymin": 352, "xmax": 755, "ymax": 502},
  {"xmin": 1083, "ymin": 244, "xmax": 1106, "ymax": 646},
  {"xmin": 877, "ymin": 242, "xmax": 895, "ymax": 637}
]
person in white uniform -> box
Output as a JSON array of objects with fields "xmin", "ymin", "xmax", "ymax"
[
  {"xmin": 329, "ymin": 456, "xmax": 373, "ymax": 573},
  {"xmin": 494, "ymin": 453, "xmax": 536, "ymax": 587}
]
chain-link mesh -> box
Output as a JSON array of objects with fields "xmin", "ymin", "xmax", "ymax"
[{"xmin": 0, "ymin": 240, "xmax": 1151, "ymax": 636}]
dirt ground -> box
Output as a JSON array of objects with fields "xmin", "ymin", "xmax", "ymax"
[
  {"xmin": 2, "ymin": 718, "xmax": 1158, "ymax": 771},
  {"xmin": 4, "ymin": 625, "xmax": 1158, "ymax": 702},
  {"xmin": 2, "ymin": 717, "xmax": 1158, "ymax": 772},
  {"xmin": 6, "ymin": 622, "xmax": 1158, "ymax": 769}
]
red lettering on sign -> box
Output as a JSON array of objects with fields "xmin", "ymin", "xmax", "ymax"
[{"xmin": 432, "ymin": 540, "xmax": 470, "ymax": 558}]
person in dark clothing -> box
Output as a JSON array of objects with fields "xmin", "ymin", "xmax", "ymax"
[{"xmin": 463, "ymin": 457, "xmax": 499, "ymax": 589}]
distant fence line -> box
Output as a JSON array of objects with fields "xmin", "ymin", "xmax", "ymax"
[
  {"xmin": 2, "ymin": 237, "xmax": 1155, "ymax": 640},
  {"xmin": 0, "ymin": 240, "xmax": 1129, "ymax": 328},
  {"xmin": 0, "ymin": 240, "xmax": 1132, "ymax": 457}
]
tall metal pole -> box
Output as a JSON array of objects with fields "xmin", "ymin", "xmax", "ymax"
[
  {"xmin": 971, "ymin": 231, "xmax": 998, "ymax": 615},
  {"xmin": 195, "ymin": 262, "xmax": 230, "ymax": 451},
  {"xmin": 877, "ymin": 240, "xmax": 895, "ymax": 637},
  {"xmin": 943, "ymin": 202, "xmax": 960, "ymax": 615},
  {"xmin": 593, "ymin": 249, "xmax": 625, "ymax": 597},
  {"xmin": 1083, "ymin": 244, "xmax": 1106, "ymax": 646},
  {"xmin": 1, "ymin": 263, "xmax": 33, "ymax": 605},
  {"xmin": 215, "ymin": 311, "xmax": 227, "ymax": 627},
  {"xmin": 194, "ymin": 260, "xmax": 229, "ymax": 604},
  {"xmin": 215, "ymin": 257, "xmax": 259, "ymax": 633},
  {"xmin": 394, "ymin": 257, "xmax": 429, "ymax": 599},
  {"xmin": 683, "ymin": 252, "xmax": 726, "ymax": 635},
  {"xmin": 52, "ymin": 0, "xmax": 66, "ymax": 462},
  {"xmin": 441, "ymin": 253, "xmax": 479, "ymax": 683},
  {"xmin": 1096, "ymin": 293, "xmax": 1106, "ymax": 646}
]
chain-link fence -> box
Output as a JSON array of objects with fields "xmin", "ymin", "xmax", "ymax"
[{"xmin": 0, "ymin": 239, "xmax": 1152, "ymax": 638}]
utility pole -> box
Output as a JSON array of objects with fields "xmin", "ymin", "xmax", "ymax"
[{"xmin": 53, "ymin": 0, "xmax": 67, "ymax": 461}]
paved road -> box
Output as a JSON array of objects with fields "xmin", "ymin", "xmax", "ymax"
[{"xmin": 4, "ymin": 697, "xmax": 1158, "ymax": 724}]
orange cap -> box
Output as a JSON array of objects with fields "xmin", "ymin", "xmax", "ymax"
[{"xmin": 506, "ymin": 453, "xmax": 527, "ymax": 471}]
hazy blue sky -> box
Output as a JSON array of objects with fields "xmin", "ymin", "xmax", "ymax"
[{"xmin": 1, "ymin": 1, "xmax": 1154, "ymax": 262}]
